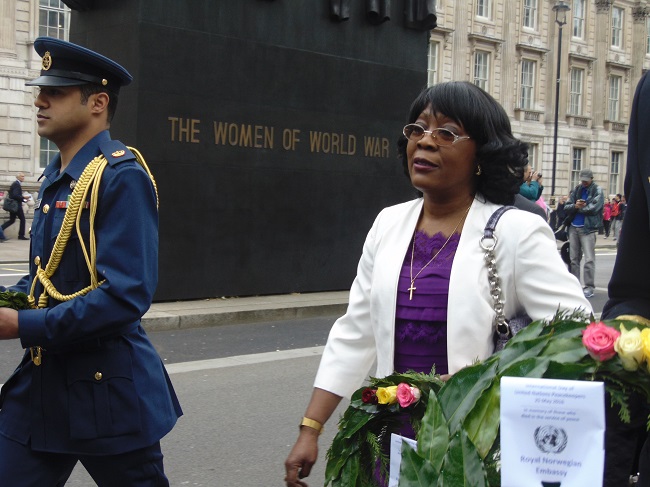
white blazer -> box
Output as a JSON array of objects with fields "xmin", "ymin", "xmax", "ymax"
[{"xmin": 314, "ymin": 196, "xmax": 592, "ymax": 398}]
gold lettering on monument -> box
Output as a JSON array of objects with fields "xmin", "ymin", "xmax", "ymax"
[
  {"xmin": 213, "ymin": 122, "xmax": 274, "ymax": 149},
  {"xmin": 167, "ymin": 116, "xmax": 392, "ymax": 158},
  {"xmin": 168, "ymin": 117, "xmax": 201, "ymax": 143},
  {"xmin": 308, "ymin": 132, "xmax": 357, "ymax": 155}
]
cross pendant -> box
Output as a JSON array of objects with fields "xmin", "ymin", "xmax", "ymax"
[{"xmin": 408, "ymin": 283, "xmax": 416, "ymax": 300}]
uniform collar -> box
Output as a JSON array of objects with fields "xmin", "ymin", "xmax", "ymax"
[{"xmin": 41, "ymin": 131, "xmax": 111, "ymax": 184}]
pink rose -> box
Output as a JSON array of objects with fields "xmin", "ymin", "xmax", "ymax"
[
  {"xmin": 582, "ymin": 322, "xmax": 621, "ymax": 362},
  {"xmin": 396, "ymin": 383, "xmax": 421, "ymax": 408}
]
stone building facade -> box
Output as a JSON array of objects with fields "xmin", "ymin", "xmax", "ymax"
[
  {"xmin": 1, "ymin": 1, "xmax": 650, "ymax": 207},
  {"xmin": 1, "ymin": 0, "xmax": 69, "ymax": 212},
  {"xmin": 429, "ymin": 0, "xmax": 650, "ymax": 201}
]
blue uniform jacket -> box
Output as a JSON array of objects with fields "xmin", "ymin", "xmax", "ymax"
[{"xmin": 0, "ymin": 131, "xmax": 182, "ymax": 455}]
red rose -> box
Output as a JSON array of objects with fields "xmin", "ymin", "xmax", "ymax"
[{"xmin": 362, "ymin": 387, "xmax": 378, "ymax": 404}]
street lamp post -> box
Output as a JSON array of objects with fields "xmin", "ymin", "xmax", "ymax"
[{"xmin": 551, "ymin": 0, "xmax": 570, "ymax": 204}]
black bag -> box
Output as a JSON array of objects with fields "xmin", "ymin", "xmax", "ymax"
[
  {"xmin": 481, "ymin": 206, "xmax": 533, "ymax": 352},
  {"xmin": 2, "ymin": 197, "xmax": 18, "ymax": 213}
]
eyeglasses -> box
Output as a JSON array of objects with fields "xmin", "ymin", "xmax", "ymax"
[{"xmin": 403, "ymin": 124, "xmax": 471, "ymax": 146}]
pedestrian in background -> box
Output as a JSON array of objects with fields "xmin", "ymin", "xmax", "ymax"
[
  {"xmin": 1, "ymin": 173, "xmax": 29, "ymax": 240},
  {"xmin": 602, "ymin": 197, "xmax": 612, "ymax": 238},
  {"xmin": 601, "ymin": 71, "xmax": 650, "ymax": 487},
  {"xmin": 564, "ymin": 168, "xmax": 604, "ymax": 299},
  {"xmin": 519, "ymin": 163, "xmax": 544, "ymax": 202},
  {"xmin": 284, "ymin": 81, "xmax": 590, "ymax": 487},
  {"xmin": 611, "ymin": 194, "xmax": 622, "ymax": 240},
  {"xmin": 0, "ymin": 37, "xmax": 182, "ymax": 485}
]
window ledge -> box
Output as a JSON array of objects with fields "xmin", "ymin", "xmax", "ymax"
[
  {"xmin": 514, "ymin": 108, "xmax": 544, "ymax": 122},
  {"xmin": 566, "ymin": 115, "xmax": 591, "ymax": 128},
  {"xmin": 604, "ymin": 120, "xmax": 627, "ymax": 132}
]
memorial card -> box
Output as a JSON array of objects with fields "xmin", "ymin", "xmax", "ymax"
[
  {"xmin": 500, "ymin": 376, "xmax": 605, "ymax": 487},
  {"xmin": 388, "ymin": 433, "xmax": 417, "ymax": 487}
]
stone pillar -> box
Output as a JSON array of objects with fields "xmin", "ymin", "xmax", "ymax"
[
  {"xmin": 632, "ymin": 4, "xmax": 649, "ymax": 89},
  {"xmin": 592, "ymin": 0, "xmax": 611, "ymax": 128},
  {"xmin": 452, "ymin": 3, "xmax": 470, "ymax": 80},
  {"xmin": 0, "ymin": 0, "xmax": 16, "ymax": 57}
]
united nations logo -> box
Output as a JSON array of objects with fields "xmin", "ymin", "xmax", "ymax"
[
  {"xmin": 42, "ymin": 51, "xmax": 52, "ymax": 71},
  {"xmin": 534, "ymin": 425, "xmax": 568, "ymax": 453}
]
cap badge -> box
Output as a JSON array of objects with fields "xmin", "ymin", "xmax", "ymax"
[
  {"xmin": 112, "ymin": 150, "xmax": 125, "ymax": 158},
  {"xmin": 102, "ymin": 79, "xmax": 108, "ymax": 86},
  {"xmin": 42, "ymin": 51, "xmax": 52, "ymax": 71}
]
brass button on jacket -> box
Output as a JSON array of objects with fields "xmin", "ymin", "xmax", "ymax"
[{"xmin": 94, "ymin": 372, "xmax": 103, "ymax": 381}]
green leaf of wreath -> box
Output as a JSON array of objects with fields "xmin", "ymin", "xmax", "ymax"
[
  {"xmin": 416, "ymin": 389, "xmax": 449, "ymax": 472},
  {"xmin": 438, "ymin": 359, "xmax": 498, "ymax": 435},
  {"xmin": 399, "ymin": 442, "xmax": 440, "ymax": 487},
  {"xmin": 462, "ymin": 379, "xmax": 500, "ymax": 460},
  {"xmin": 438, "ymin": 431, "xmax": 488, "ymax": 487}
]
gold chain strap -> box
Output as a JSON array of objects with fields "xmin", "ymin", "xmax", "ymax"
[{"xmin": 28, "ymin": 148, "xmax": 157, "ymax": 309}]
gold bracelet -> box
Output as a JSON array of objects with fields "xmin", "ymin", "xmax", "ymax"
[{"xmin": 300, "ymin": 417, "xmax": 324, "ymax": 435}]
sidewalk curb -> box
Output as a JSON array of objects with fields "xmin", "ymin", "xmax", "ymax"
[
  {"xmin": 142, "ymin": 302, "xmax": 348, "ymax": 332},
  {"xmin": 140, "ymin": 292, "xmax": 350, "ymax": 332}
]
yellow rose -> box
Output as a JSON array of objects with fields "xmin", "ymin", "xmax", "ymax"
[
  {"xmin": 641, "ymin": 328, "xmax": 650, "ymax": 372},
  {"xmin": 376, "ymin": 386, "xmax": 398, "ymax": 405},
  {"xmin": 615, "ymin": 324, "xmax": 644, "ymax": 371}
]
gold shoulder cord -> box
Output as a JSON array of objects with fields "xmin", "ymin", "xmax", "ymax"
[{"xmin": 28, "ymin": 147, "xmax": 158, "ymax": 309}]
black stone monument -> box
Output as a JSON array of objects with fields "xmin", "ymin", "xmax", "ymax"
[{"xmin": 64, "ymin": 0, "xmax": 435, "ymax": 301}]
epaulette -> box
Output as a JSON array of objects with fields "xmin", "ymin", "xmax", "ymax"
[{"xmin": 98, "ymin": 140, "xmax": 136, "ymax": 167}]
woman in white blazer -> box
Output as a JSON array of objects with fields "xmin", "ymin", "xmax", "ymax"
[{"xmin": 285, "ymin": 82, "xmax": 591, "ymax": 487}]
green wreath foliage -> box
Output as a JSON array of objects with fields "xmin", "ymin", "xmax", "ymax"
[
  {"xmin": 325, "ymin": 311, "xmax": 650, "ymax": 487},
  {"xmin": 0, "ymin": 290, "xmax": 31, "ymax": 310}
]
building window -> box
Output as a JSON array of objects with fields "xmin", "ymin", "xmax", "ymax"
[
  {"xmin": 520, "ymin": 59, "xmax": 536, "ymax": 109},
  {"xmin": 527, "ymin": 143, "xmax": 538, "ymax": 171},
  {"xmin": 611, "ymin": 6, "xmax": 624, "ymax": 48},
  {"xmin": 428, "ymin": 41, "xmax": 439, "ymax": 86},
  {"xmin": 473, "ymin": 51, "xmax": 490, "ymax": 91},
  {"xmin": 569, "ymin": 68, "xmax": 584, "ymax": 115},
  {"xmin": 609, "ymin": 151, "xmax": 622, "ymax": 195},
  {"xmin": 39, "ymin": 138, "xmax": 58, "ymax": 169},
  {"xmin": 39, "ymin": 0, "xmax": 70, "ymax": 39},
  {"xmin": 608, "ymin": 75, "xmax": 621, "ymax": 121},
  {"xmin": 523, "ymin": 0, "xmax": 537, "ymax": 29},
  {"xmin": 570, "ymin": 148, "xmax": 585, "ymax": 189},
  {"xmin": 572, "ymin": 0, "xmax": 585, "ymax": 39},
  {"xmin": 476, "ymin": 0, "xmax": 491, "ymax": 19}
]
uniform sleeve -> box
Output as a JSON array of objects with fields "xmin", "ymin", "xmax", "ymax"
[{"xmin": 18, "ymin": 162, "xmax": 158, "ymax": 348}]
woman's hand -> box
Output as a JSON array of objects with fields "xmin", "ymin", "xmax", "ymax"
[{"xmin": 284, "ymin": 428, "xmax": 320, "ymax": 487}]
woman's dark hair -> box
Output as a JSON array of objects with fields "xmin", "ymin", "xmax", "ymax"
[
  {"xmin": 397, "ymin": 81, "xmax": 528, "ymax": 205},
  {"xmin": 79, "ymin": 84, "xmax": 119, "ymax": 123}
]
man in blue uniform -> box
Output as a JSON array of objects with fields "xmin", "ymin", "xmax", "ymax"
[
  {"xmin": 0, "ymin": 37, "xmax": 182, "ymax": 485},
  {"xmin": 601, "ymin": 71, "xmax": 650, "ymax": 486}
]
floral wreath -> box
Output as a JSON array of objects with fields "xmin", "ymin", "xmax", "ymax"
[{"xmin": 325, "ymin": 311, "xmax": 650, "ymax": 486}]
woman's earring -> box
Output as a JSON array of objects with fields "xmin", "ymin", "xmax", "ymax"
[{"xmin": 475, "ymin": 165, "xmax": 482, "ymax": 176}]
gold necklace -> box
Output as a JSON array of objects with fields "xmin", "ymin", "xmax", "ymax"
[{"xmin": 408, "ymin": 205, "xmax": 471, "ymax": 300}]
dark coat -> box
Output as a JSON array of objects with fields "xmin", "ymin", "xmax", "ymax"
[
  {"xmin": 601, "ymin": 72, "xmax": 650, "ymax": 487},
  {"xmin": 0, "ymin": 131, "xmax": 182, "ymax": 455},
  {"xmin": 603, "ymin": 72, "xmax": 650, "ymax": 319}
]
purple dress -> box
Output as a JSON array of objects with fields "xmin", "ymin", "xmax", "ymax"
[
  {"xmin": 374, "ymin": 231, "xmax": 459, "ymax": 486},
  {"xmin": 394, "ymin": 230, "xmax": 459, "ymax": 375}
]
